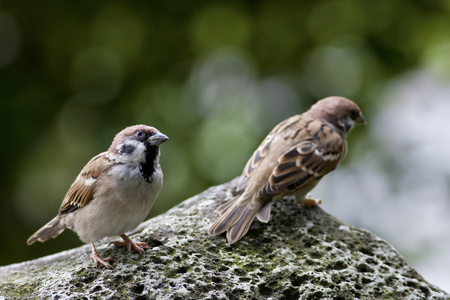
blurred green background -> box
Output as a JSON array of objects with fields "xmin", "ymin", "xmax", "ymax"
[{"xmin": 1, "ymin": 0, "xmax": 450, "ymax": 292}]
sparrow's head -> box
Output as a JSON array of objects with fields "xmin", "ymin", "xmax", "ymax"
[
  {"xmin": 308, "ymin": 96, "xmax": 366, "ymax": 134},
  {"xmin": 109, "ymin": 125, "xmax": 169, "ymax": 165}
]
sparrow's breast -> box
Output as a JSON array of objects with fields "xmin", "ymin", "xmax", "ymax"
[
  {"xmin": 109, "ymin": 163, "xmax": 163, "ymax": 209},
  {"xmin": 70, "ymin": 163, "xmax": 163, "ymax": 242}
]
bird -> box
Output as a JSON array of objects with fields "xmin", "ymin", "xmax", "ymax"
[
  {"xmin": 208, "ymin": 96, "xmax": 365, "ymax": 244},
  {"xmin": 27, "ymin": 124, "xmax": 169, "ymax": 269}
]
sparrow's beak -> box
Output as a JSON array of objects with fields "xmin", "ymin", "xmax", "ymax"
[
  {"xmin": 149, "ymin": 133, "xmax": 169, "ymax": 146},
  {"xmin": 356, "ymin": 112, "xmax": 366, "ymax": 124}
]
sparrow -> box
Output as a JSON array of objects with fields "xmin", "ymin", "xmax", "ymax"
[
  {"xmin": 27, "ymin": 125, "xmax": 168, "ymax": 269},
  {"xmin": 208, "ymin": 96, "xmax": 365, "ymax": 244}
]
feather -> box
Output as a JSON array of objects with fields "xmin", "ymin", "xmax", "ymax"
[
  {"xmin": 59, "ymin": 153, "xmax": 112, "ymax": 214},
  {"xmin": 26, "ymin": 216, "xmax": 65, "ymax": 245}
]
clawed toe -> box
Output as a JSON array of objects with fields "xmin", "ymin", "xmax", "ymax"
[
  {"xmin": 90, "ymin": 243, "xmax": 114, "ymax": 269},
  {"xmin": 300, "ymin": 193, "xmax": 322, "ymax": 207},
  {"xmin": 110, "ymin": 234, "xmax": 150, "ymax": 255}
]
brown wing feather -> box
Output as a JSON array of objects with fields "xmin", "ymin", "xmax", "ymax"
[
  {"xmin": 238, "ymin": 133, "xmax": 275, "ymax": 189},
  {"xmin": 59, "ymin": 153, "xmax": 113, "ymax": 214},
  {"xmin": 237, "ymin": 116, "xmax": 299, "ymax": 192},
  {"xmin": 259, "ymin": 119, "xmax": 346, "ymax": 199}
]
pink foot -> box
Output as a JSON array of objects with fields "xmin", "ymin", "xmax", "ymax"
[
  {"xmin": 300, "ymin": 193, "xmax": 322, "ymax": 207},
  {"xmin": 90, "ymin": 242, "xmax": 114, "ymax": 269},
  {"xmin": 110, "ymin": 234, "xmax": 149, "ymax": 255}
]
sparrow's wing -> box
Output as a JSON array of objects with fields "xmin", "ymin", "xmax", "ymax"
[
  {"xmin": 59, "ymin": 152, "xmax": 113, "ymax": 214},
  {"xmin": 236, "ymin": 115, "xmax": 298, "ymax": 193},
  {"xmin": 258, "ymin": 118, "xmax": 346, "ymax": 199},
  {"xmin": 236, "ymin": 132, "xmax": 275, "ymax": 193}
]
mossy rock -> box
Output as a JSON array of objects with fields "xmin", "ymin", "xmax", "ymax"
[{"xmin": 1, "ymin": 179, "xmax": 448, "ymax": 299}]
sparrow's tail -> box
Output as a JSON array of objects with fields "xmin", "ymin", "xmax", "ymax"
[
  {"xmin": 27, "ymin": 216, "xmax": 66, "ymax": 245},
  {"xmin": 208, "ymin": 194, "xmax": 272, "ymax": 244}
]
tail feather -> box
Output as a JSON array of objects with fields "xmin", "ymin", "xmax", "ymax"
[
  {"xmin": 225, "ymin": 208, "xmax": 259, "ymax": 244},
  {"xmin": 215, "ymin": 197, "xmax": 237, "ymax": 216},
  {"xmin": 256, "ymin": 201, "xmax": 272, "ymax": 223},
  {"xmin": 208, "ymin": 195, "xmax": 265, "ymax": 244},
  {"xmin": 27, "ymin": 216, "xmax": 66, "ymax": 245}
]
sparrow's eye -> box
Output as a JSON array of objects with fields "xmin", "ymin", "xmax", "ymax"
[
  {"xmin": 135, "ymin": 130, "xmax": 146, "ymax": 140},
  {"xmin": 350, "ymin": 109, "xmax": 359, "ymax": 120}
]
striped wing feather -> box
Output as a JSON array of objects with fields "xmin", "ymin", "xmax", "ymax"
[{"xmin": 59, "ymin": 153, "xmax": 112, "ymax": 214}]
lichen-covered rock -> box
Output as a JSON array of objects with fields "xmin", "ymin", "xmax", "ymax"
[{"xmin": 1, "ymin": 179, "xmax": 448, "ymax": 299}]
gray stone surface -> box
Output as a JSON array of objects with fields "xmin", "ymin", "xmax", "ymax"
[{"xmin": 1, "ymin": 179, "xmax": 448, "ymax": 299}]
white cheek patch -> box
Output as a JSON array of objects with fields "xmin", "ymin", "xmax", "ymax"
[
  {"xmin": 117, "ymin": 140, "xmax": 137, "ymax": 154},
  {"xmin": 116, "ymin": 140, "xmax": 147, "ymax": 165}
]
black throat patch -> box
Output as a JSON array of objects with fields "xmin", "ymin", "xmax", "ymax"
[{"xmin": 140, "ymin": 146, "xmax": 159, "ymax": 183}]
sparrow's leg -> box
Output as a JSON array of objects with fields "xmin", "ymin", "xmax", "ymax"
[
  {"xmin": 110, "ymin": 234, "xmax": 150, "ymax": 255},
  {"xmin": 90, "ymin": 242, "xmax": 113, "ymax": 269},
  {"xmin": 300, "ymin": 193, "xmax": 322, "ymax": 207}
]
